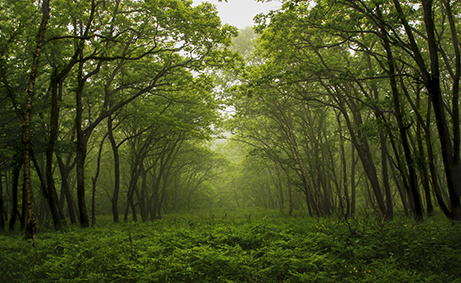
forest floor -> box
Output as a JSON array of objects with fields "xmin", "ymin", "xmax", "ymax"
[{"xmin": 1, "ymin": 209, "xmax": 460, "ymax": 282}]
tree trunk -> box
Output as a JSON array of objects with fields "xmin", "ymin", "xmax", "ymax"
[
  {"xmin": 378, "ymin": 10, "xmax": 423, "ymax": 221},
  {"xmin": 108, "ymin": 116, "xmax": 121, "ymax": 222},
  {"xmin": 424, "ymin": 99, "xmax": 451, "ymax": 216},
  {"xmin": 22, "ymin": 0, "xmax": 50, "ymax": 239},
  {"xmin": 76, "ymin": 141, "xmax": 89, "ymax": 227},
  {"xmin": 392, "ymin": 0, "xmax": 461, "ymax": 219},
  {"xmin": 415, "ymin": 94, "xmax": 434, "ymax": 217},
  {"xmin": 284, "ymin": 104, "xmax": 312, "ymax": 215},
  {"xmin": 9, "ymin": 164, "xmax": 20, "ymax": 231},
  {"xmin": 56, "ymin": 154, "xmax": 78, "ymax": 224},
  {"xmin": 139, "ymin": 165, "xmax": 148, "ymax": 221},
  {"xmin": 0, "ymin": 173, "xmax": 4, "ymax": 232},
  {"xmin": 75, "ymin": 52, "xmax": 90, "ymax": 228},
  {"xmin": 350, "ymin": 144, "xmax": 356, "ymax": 217},
  {"xmin": 91, "ymin": 136, "xmax": 106, "ymax": 226},
  {"xmin": 336, "ymin": 112, "xmax": 349, "ymax": 218},
  {"xmin": 380, "ymin": 133, "xmax": 394, "ymax": 221},
  {"xmin": 125, "ymin": 162, "xmax": 139, "ymax": 222},
  {"xmin": 339, "ymin": 96, "xmax": 387, "ymax": 217},
  {"xmin": 283, "ymin": 166, "xmax": 293, "ymax": 216},
  {"xmin": 151, "ymin": 176, "xmax": 161, "ymax": 220},
  {"xmin": 45, "ymin": 75, "xmax": 64, "ymax": 231}
]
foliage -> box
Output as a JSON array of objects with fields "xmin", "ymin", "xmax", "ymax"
[
  {"xmin": 1, "ymin": 211, "xmax": 460, "ymax": 282},
  {"xmin": 225, "ymin": 0, "xmax": 461, "ymax": 222},
  {"xmin": 0, "ymin": 0, "xmax": 239, "ymax": 231}
]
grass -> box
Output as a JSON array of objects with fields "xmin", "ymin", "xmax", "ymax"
[{"xmin": 1, "ymin": 209, "xmax": 460, "ymax": 282}]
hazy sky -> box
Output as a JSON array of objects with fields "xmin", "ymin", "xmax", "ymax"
[{"xmin": 195, "ymin": 0, "xmax": 281, "ymax": 29}]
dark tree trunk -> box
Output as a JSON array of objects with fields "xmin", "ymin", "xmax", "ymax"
[
  {"xmin": 45, "ymin": 75, "xmax": 63, "ymax": 231},
  {"xmin": 151, "ymin": 180, "xmax": 161, "ymax": 220},
  {"xmin": 391, "ymin": 0, "xmax": 461, "ymax": 219},
  {"xmin": 424, "ymin": 99, "xmax": 451, "ymax": 216},
  {"xmin": 380, "ymin": 23, "xmax": 422, "ymax": 221},
  {"xmin": 125, "ymin": 162, "xmax": 139, "ymax": 222},
  {"xmin": 415, "ymin": 95, "xmax": 434, "ymax": 217},
  {"xmin": 339, "ymin": 97, "xmax": 387, "ymax": 217},
  {"xmin": 350, "ymin": 144, "xmax": 357, "ymax": 217},
  {"xmin": 283, "ymin": 166, "xmax": 293, "ymax": 217},
  {"xmin": 108, "ymin": 116, "xmax": 121, "ymax": 222},
  {"xmin": 139, "ymin": 165, "xmax": 148, "ymax": 221},
  {"xmin": 380, "ymin": 133, "xmax": 394, "ymax": 221},
  {"xmin": 75, "ymin": 53, "xmax": 89, "ymax": 228},
  {"xmin": 91, "ymin": 135, "xmax": 106, "ymax": 226},
  {"xmin": 336, "ymin": 113, "xmax": 349, "ymax": 218},
  {"xmin": 76, "ymin": 142, "xmax": 89, "ymax": 227},
  {"xmin": 37, "ymin": 197, "xmax": 48, "ymax": 226},
  {"xmin": 21, "ymin": 0, "xmax": 50, "ymax": 240},
  {"xmin": 9, "ymin": 163, "xmax": 20, "ymax": 231},
  {"xmin": 56, "ymin": 154, "xmax": 77, "ymax": 224},
  {"xmin": 0, "ymin": 173, "xmax": 4, "ymax": 232}
]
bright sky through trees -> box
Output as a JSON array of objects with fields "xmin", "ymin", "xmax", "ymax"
[{"xmin": 194, "ymin": 0, "xmax": 281, "ymax": 29}]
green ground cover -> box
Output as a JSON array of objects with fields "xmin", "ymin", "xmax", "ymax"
[{"xmin": 1, "ymin": 210, "xmax": 460, "ymax": 282}]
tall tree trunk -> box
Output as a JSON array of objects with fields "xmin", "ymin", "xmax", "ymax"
[
  {"xmin": 339, "ymin": 97, "xmax": 387, "ymax": 217},
  {"xmin": 391, "ymin": 0, "xmax": 461, "ymax": 219},
  {"xmin": 76, "ymin": 56, "xmax": 90, "ymax": 227},
  {"xmin": 45, "ymin": 75, "xmax": 63, "ymax": 231},
  {"xmin": 151, "ymin": 171, "xmax": 161, "ymax": 220},
  {"xmin": 284, "ymin": 104, "xmax": 312, "ymax": 215},
  {"xmin": 108, "ymin": 116, "xmax": 121, "ymax": 222},
  {"xmin": 422, "ymin": 0, "xmax": 461, "ymax": 219},
  {"xmin": 139, "ymin": 165, "xmax": 148, "ymax": 221},
  {"xmin": 415, "ymin": 93, "xmax": 434, "ymax": 217},
  {"xmin": 425, "ymin": 99, "xmax": 451, "ymax": 216},
  {"xmin": 381, "ymin": 17, "xmax": 423, "ymax": 221},
  {"xmin": 284, "ymin": 166, "xmax": 293, "ymax": 217},
  {"xmin": 9, "ymin": 164, "xmax": 20, "ymax": 231},
  {"xmin": 442, "ymin": 0, "xmax": 460, "ymax": 166},
  {"xmin": 22, "ymin": 0, "xmax": 50, "ymax": 240},
  {"xmin": 380, "ymin": 133, "xmax": 394, "ymax": 221},
  {"xmin": 0, "ymin": 173, "xmax": 4, "ymax": 232},
  {"xmin": 350, "ymin": 144, "xmax": 356, "ymax": 217},
  {"xmin": 271, "ymin": 164, "xmax": 284, "ymax": 214},
  {"xmin": 76, "ymin": 141, "xmax": 89, "ymax": 227},
  {"xmin": 417, "ymin": 136, "xmax": 434, "ymax": 217},
  {"xmin": 91, "ymin": 135, "xmax": 106, "ymax": 226},
  {"xmin": 159, "ymin": 184, "xmax": 166, "ymax": 219},
  {"xmin": 336, "ymin": 112, "xmax": 349, "ymax": 218}
]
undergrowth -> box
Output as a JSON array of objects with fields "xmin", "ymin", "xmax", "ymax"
[{"xmin": 1, "ymin": 210, "xmax": 460, "ymax": 282}]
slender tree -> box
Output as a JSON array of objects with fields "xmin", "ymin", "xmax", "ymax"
[{"xmin": 22, "ymin": 0, "xmax": 50, "ymax": 240}]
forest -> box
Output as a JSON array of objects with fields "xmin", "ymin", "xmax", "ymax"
[{"xmin": 1, "ymin": 0, "xmax": 461, "ymax": 281}]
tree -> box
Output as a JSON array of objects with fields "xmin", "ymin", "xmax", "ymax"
[
  {"xmin": 23, "ymin": 0, "xmax": 50, "ymax": 239},
  {"xmin": 225, "ymin": 0, "xmax": 461, "ymax": 220},
  {"xmin": 1, "ymin": 0, "xmax": 237, "ymax": 230}
]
